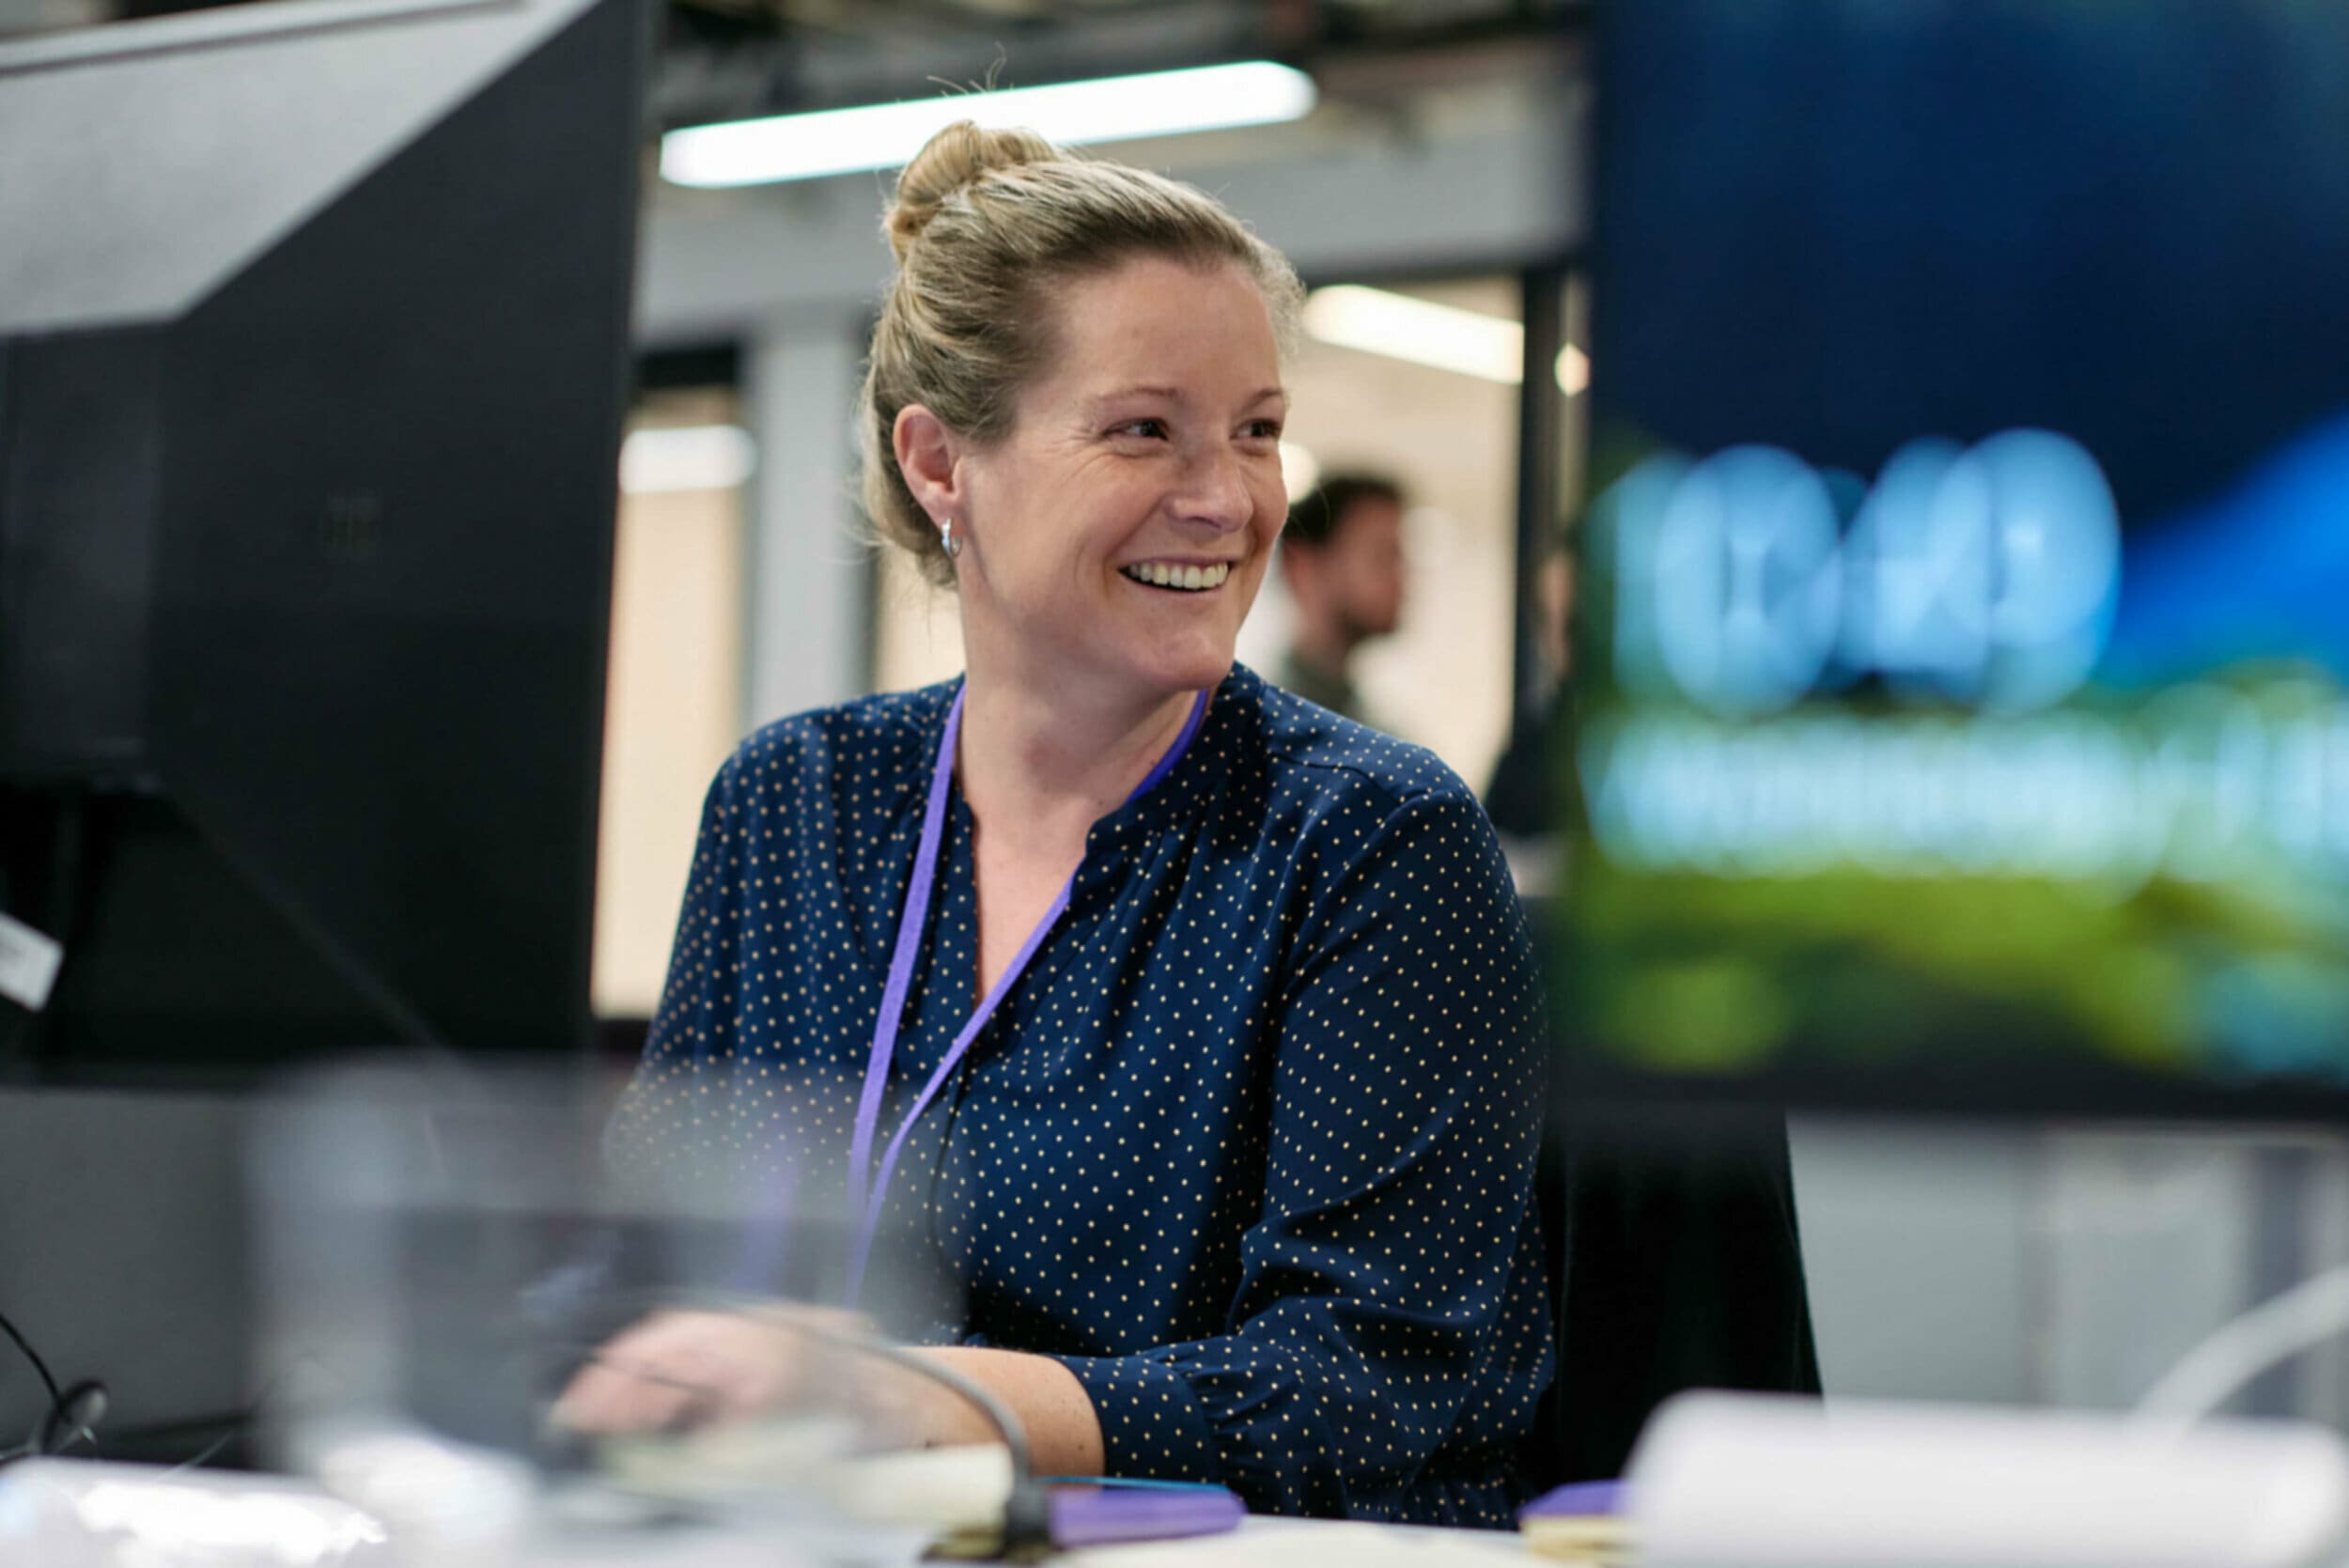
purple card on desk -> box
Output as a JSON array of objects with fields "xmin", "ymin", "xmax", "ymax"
[
  {"xmin": 1521, "ymin": 1480, "xmax": 1626, "ymax": 1519},
  {"xmin": 1049, "ymin": 1483, "xmax": 1247, "ymax": 1548}
]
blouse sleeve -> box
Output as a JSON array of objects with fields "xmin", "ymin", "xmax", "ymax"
[{"xmin": 1045, "ymin": 788, "xmax": 1550, "ymax": 1518}]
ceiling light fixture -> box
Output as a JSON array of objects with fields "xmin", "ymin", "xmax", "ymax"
[
  {"xmin": 661, "ymin": 62, "xmax": 1319, "ymax": 190},
  {"xmin": 1302, "ymin": 285, "xmax": 1592, "ymax": 395}
]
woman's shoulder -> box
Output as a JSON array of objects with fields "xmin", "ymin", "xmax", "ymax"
[
  {"xmin": 1235, "ymin": 662, "xmax": 1483, "ymax": 820},
  {"xmin": 714, "ymin": 680, "xmax": 956, "ymax": 800}
]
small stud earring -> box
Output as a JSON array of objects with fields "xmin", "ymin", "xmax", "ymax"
[{"xmin": 939, "ymin": 515, "xmax": 963, "ymax": 559}]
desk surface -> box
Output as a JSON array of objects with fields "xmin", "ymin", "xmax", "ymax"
[
  {"xmin": 1067, "ymin": 1516, "xmax": 1529, "ymax": 1565},
  {"xmin": 0, "ymin": 1457, "xmax": 1537, "ymax": 1567}
]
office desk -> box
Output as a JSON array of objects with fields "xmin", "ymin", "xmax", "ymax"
[
  {"xmin": 494, "ymin": 1518, "xmax": 1529, "ymax": 1568},
  {"xmin": 0, "ymin": 1456, "xmax": 1539, "ymax": 1567},
  {"xmin": 1066, "ymin": 1516, "xmax": 1528, "ymax": 1565}
]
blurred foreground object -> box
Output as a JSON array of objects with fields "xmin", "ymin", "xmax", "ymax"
[
  {"xmin": 1628, "ymin": 1392, "xmax": 2349, "ymax": 1568},
  {"xmin": 0, "ymin": 1458, "xmax": 390, "ymax": 1568},
  {"xmin": 0, "ymin": 0, "xmax": 646, "ymax": 1079},
  {"xmin": 247, "ymin": 1060, "xmax": 963, "ymax": 1559}
]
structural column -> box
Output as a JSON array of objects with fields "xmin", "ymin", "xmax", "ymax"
[{"xmin": 743, "ymin": 318, "xmax": 867, "ymax": 727}]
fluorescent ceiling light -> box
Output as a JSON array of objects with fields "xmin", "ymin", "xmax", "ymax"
[
  {"xmin": 1303, "ymin": 286, "xmax": 1522, "ymax": 382},
  {"xmin": 662, "ymin": 62, "xmax": 1318, "ymax": 190},
  {"xmin": 1302, "ymin": 285, "xmax": 1592, "ymax": 395},
  {"xmin": 620, "ymin": 425, "xmax": 755, "ymax": 494}
]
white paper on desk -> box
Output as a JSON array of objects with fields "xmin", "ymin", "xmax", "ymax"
[
  {"xmin": 0, "ymin": 910, "xmax": 63, "ymax": 1012},
  {"xmin": 1060, "ymin": 1519, "xmax": 1525, "ymax": 1568}
]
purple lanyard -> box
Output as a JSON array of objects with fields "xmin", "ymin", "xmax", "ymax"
[{"xmin": 842, "ymin": 684, "xmax": 1209, "ymax": 1304}]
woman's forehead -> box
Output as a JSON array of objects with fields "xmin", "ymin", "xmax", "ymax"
[
  {"xmin": 1057, "ymin": 257, "xmax": 1272, "ymax": 344},
  {"xmin": 1039, "ymin": 267, "xmax": 1281, "ymax": 396}
]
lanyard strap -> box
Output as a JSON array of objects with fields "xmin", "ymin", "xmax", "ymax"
[{"xmin": 842, "ymin": 685, "xmax": 1209, "ymax": 1304}]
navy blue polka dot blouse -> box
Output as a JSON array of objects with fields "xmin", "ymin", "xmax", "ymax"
[{"xmin": 610, "ymin": 662, "xmax": 1555, "ymax": 1527}]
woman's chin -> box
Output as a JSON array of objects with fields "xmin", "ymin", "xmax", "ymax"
[{"xmin": 1127, "ymin": 644, "xmax": 1234, "ymax": 697}]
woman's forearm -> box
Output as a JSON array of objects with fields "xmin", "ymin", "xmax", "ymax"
[{"xmin": 909, "ymin": 1345, "xmax": 1106, "ymax": 1476}]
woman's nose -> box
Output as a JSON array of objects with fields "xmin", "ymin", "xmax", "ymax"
[{"xmin": 1179, "ymin": 446, "xmax": 1256, "ymax": 532}]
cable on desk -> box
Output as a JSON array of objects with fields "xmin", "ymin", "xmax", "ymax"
[
  {"xmin": 157, "ymin": 1421, "xmax": 249, "ymax": 1479},
  {"xmin": 755, "ymin": 1316, "xmax": 1052, "ymax": 1560},
  {"xmin": 0, "ymin": 1308, "xmax": 105, "ymax": 1467},
  {"xmin": 0, "ymin": 1309, "xmax": 62, "ymax": 1418},
  {"xmin": 2138, "ymin": 1261, "xmax": 2349, "ymax": 1433}
]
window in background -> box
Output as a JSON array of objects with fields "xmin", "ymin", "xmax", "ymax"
[
  {"xmin": 592, "ymin": 384, "xmax": 750, "ymax": 1018},
  {"xmin": 868, "ymin": 273, "xmax": 1541, "ymax": 799},
  {"xmin": 1251, "ymin": 272, "xmax": 1526, "ymax": 793}
]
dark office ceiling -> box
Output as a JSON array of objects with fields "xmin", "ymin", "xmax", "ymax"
[
  {"xmin": 1, "ymin": 0, "xmax": 1582, "ymax": 130},
  {"xmin": 654, "ymin": 0, "xmax": 1578, "ymax": 129},
  {"xmin": 6, "ymin": 0, "xmax": 1577, "ymax": 43}
]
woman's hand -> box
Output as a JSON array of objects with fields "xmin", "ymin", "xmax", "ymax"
[
  {"xmin": 548, "ymin": 1305, "xmax": 1002, "ymax": 1450},
  {"xmin": 551, "ymin": 1305, "xmax": 862, "ymax": 1436}
]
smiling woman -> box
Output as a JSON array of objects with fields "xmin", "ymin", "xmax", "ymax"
[
  {"xmin": 600, "ymin": 120, "xmax": 1554, "ymax": 1529},
  {"xmin": 894, "ymin": 254, "xmax": 1288, "ymax": 760}
]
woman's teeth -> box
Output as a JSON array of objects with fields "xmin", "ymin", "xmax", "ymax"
[{"xmin": 1121, "ymin": 561, "xmax": 1233, "ymax": 592}]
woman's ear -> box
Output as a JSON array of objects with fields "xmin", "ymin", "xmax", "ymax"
[{"xmin": 893, "ymin": 405, "xmax": 965, "ymax": 527}]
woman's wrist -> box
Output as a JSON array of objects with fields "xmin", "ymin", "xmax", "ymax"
[
  {"xmin": 891, "ymin": 1346, "xmax": 1014, "ymax": 1448},
  {"xmin": 906, "ymin": 1346, "xmax": 1107, "ymax": 1475}
]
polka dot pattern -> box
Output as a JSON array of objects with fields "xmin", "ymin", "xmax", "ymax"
[{"xmin": 607, "ymin": 662, "xmax": 1554, "ymax": 1527}]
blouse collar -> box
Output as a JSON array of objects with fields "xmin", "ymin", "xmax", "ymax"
[
  {"xmin": 1082, "ymin": 663, "xmax": 1254, "ymax": 862},
  {"xmin": 929, "ymin": 663, "xmax": 1258, "ymax": 874}
]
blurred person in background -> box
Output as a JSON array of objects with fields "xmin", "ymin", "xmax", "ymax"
[
  {"xmin": 577, "ymin": 122, "xmax": 1553, "ymax": 1527},
  {"xmin": 1274, "ymin": 473, "xmax": 1408, "ymax": 729}
]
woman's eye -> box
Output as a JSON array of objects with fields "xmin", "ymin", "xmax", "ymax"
[
  {"xmin": 1242, "ymin": 420, "xmax": 1283, "ymax": 441},
  {"xmin": 1112, "ymin": 419, "xmax": 1169, "ymax": 440}
]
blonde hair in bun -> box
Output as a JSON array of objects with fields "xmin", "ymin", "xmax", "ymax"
[
  {"xmin": 861, "ymin": 118, "xmax": 1303, "ymax": 587},
  {"xmin": 882, "ymin": 121, "xmax": 1059, "ymax": 264}
]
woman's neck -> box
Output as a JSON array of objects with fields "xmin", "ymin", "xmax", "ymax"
[{"xmin": 955, "ymin": 656, "xmax": 1202, "ymax": 856}]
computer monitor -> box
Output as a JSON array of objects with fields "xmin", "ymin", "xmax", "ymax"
[
  {"xmin": 0, "ymin": 0, "xmax": 648, "ymax": 1081},
  {"xmin": 1555, "ymin": 0, "xmax": 2349, "ymax": 1119}
]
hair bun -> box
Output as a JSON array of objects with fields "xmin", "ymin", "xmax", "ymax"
[{"xmin": 885, "ymin": 119, "xmax": 1060, "ymax": 263}]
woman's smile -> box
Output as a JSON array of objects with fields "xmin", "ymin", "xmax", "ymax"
[{"xmin": 1119, "ymin": 559, "xmax": 1238, "ymax": 592}]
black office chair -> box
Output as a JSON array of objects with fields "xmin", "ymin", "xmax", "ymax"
[{"xmin": 1522, "ymin": 1098, "xmax": 1823, "ymax": 1487}]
